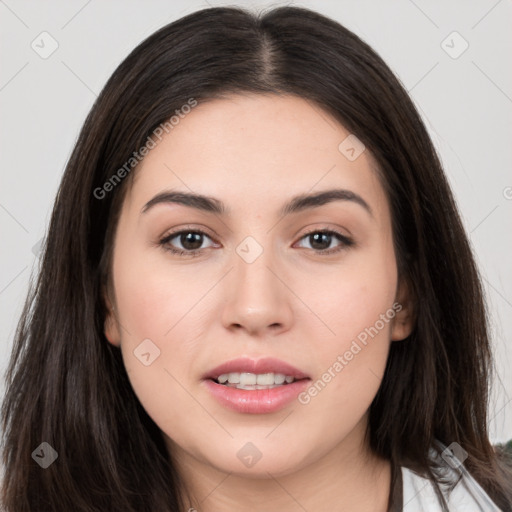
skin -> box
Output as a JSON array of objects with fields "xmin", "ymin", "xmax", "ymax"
[{"xmin": 103, "ymin": 93, "xmax": 414, "ymax": 512}]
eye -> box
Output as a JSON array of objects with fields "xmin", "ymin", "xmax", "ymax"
[
  {"xmin": 295, "ymin": 228, "xmax": 354, "ymax": 255},
  {"xmin": 159, "ymin": 228, "xmax": 217, "ymax": 257},
  {"xmin": 158, "ymin": 227, "xmax": 354, "ymax": 258}
]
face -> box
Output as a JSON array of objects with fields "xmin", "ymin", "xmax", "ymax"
[{"xmin": 103, "ymin": 93, "xmax": 413, "ymax": 479}]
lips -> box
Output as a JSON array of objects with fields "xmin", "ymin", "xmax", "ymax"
[
  {"xmin": 202, "ymin": 357, "xmax": 310, "ymax": 381},
  {"xmin": 201, "ymin": 357, "xmax": 311, "ymax": 413}
]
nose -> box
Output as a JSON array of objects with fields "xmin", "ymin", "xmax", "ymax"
[{"xmin": 220, "ymin": 242, "xmax": 294, "ymax": 337}]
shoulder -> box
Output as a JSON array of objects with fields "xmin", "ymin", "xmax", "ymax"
[{"xmin": 400, "ymin": 442, "xmax": 502, "ymax": 511}]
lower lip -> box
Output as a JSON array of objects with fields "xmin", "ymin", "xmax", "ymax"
[{"xmin": 202, "ymin": 378, "xmax": 311, "ymax": 414}]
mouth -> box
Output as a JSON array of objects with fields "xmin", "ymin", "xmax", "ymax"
[
  {"xmin": 213, "ymin": 371, "xmax": 305, "ymax": 390},
  {"xmin": 202, "ymin": 357, "xmax": 312, "ymax": 414},
  {"xmin": 203, "ymin": 356, "xmax": 311, "ymax": 391}
]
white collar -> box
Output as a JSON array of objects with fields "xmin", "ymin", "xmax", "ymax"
[{"xmin": 400, "ymin": 443, "xmax": 502, "ymax": 511}]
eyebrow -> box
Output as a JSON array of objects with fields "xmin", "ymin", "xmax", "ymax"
[{"xmin": 141, "ymin": 188, "xmax": 373, "ymax": 218}]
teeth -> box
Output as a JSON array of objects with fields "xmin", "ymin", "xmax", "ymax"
[
  {"xmin": 256, "ymin": 373, "xmax": 274, "ymax": 385},
  {"xmin": 240, "ymin": 373, "xmax": 257, "ymax": 386},
  {"xmin": 234, "ymin": 384, "xmax": 280, "ymax": 390},
  {"xmin": 274, "ymin": 373, "xmax": 286, "ymax": 385},
  {"xmin": 216, "ymin": 372, "xmax": 296, "ymax": 386}
]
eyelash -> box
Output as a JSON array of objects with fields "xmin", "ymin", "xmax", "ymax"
[{"xmin": 158, "ymin": 227, "xmax": 355, "ymax": 258}]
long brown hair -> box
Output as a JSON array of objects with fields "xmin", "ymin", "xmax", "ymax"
[{"xmin": 2, "ymin": 5, "xmax": 511, "ymax": 511}]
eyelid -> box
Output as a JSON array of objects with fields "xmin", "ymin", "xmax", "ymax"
[
  {"xmin": 297, "ymin": 223, "xmax": 353, "ymax": 240},
  {"xmin": 160, "ymin": 224, "xmax": 217, "ymax": 241}
]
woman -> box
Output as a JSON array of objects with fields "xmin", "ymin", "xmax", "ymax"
[{"xmin": 1, "ymin": 5, "xmax": 511, "ymax": 511}]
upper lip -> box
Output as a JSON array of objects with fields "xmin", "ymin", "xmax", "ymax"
[{"xmin": 203, "ymin": 357, "xmax": 310, "ymax": 380}]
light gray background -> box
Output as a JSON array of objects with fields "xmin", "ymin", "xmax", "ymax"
[{"xmin": 1, "ymin": 0, "xmax": 511, "ymax": 443}]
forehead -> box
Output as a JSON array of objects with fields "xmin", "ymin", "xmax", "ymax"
[{"xmin": 122, "ymin": 93, "xmax": 388, "ymax": 222}]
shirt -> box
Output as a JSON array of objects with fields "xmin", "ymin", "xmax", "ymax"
[{"xmin": 390, "ymin": 442, "xmax": 503, "ymax": 511}]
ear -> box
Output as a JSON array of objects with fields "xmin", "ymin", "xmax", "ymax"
[
  {"xmin": 102, "ymin": 286, "xmax": 121, "ymax": 347},
  {"xmin": 391, "ymin": 277, "xmax": 415, "ymax": 341}
]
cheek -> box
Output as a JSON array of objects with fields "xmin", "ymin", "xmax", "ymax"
[
  {"xmin": 113, "ymin": 244, "xmax": 207, "ymax": 340},
  {"xmin": 111, "ymin": 248, "xmax": 210, "ymax": 421},
  {"xmin": 306, "ymin": 240, "xmax": 397, "ymax": 346},
  {"xmin": 298, "ymin": 242, "xmax": 397, "ymax": 411}
]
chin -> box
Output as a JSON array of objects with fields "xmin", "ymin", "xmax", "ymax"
[{"xmin": 202, "ymin": 441, "xmax": 310, "ymax": 478}]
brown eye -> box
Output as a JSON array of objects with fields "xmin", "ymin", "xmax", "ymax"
[
  {"xmin": 295, "ymin": 229, "xmax": 354, "ymax": 255},
  {"xmin": 159, "ymin": 229, "xmax": 216, "ymax": 257}
]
